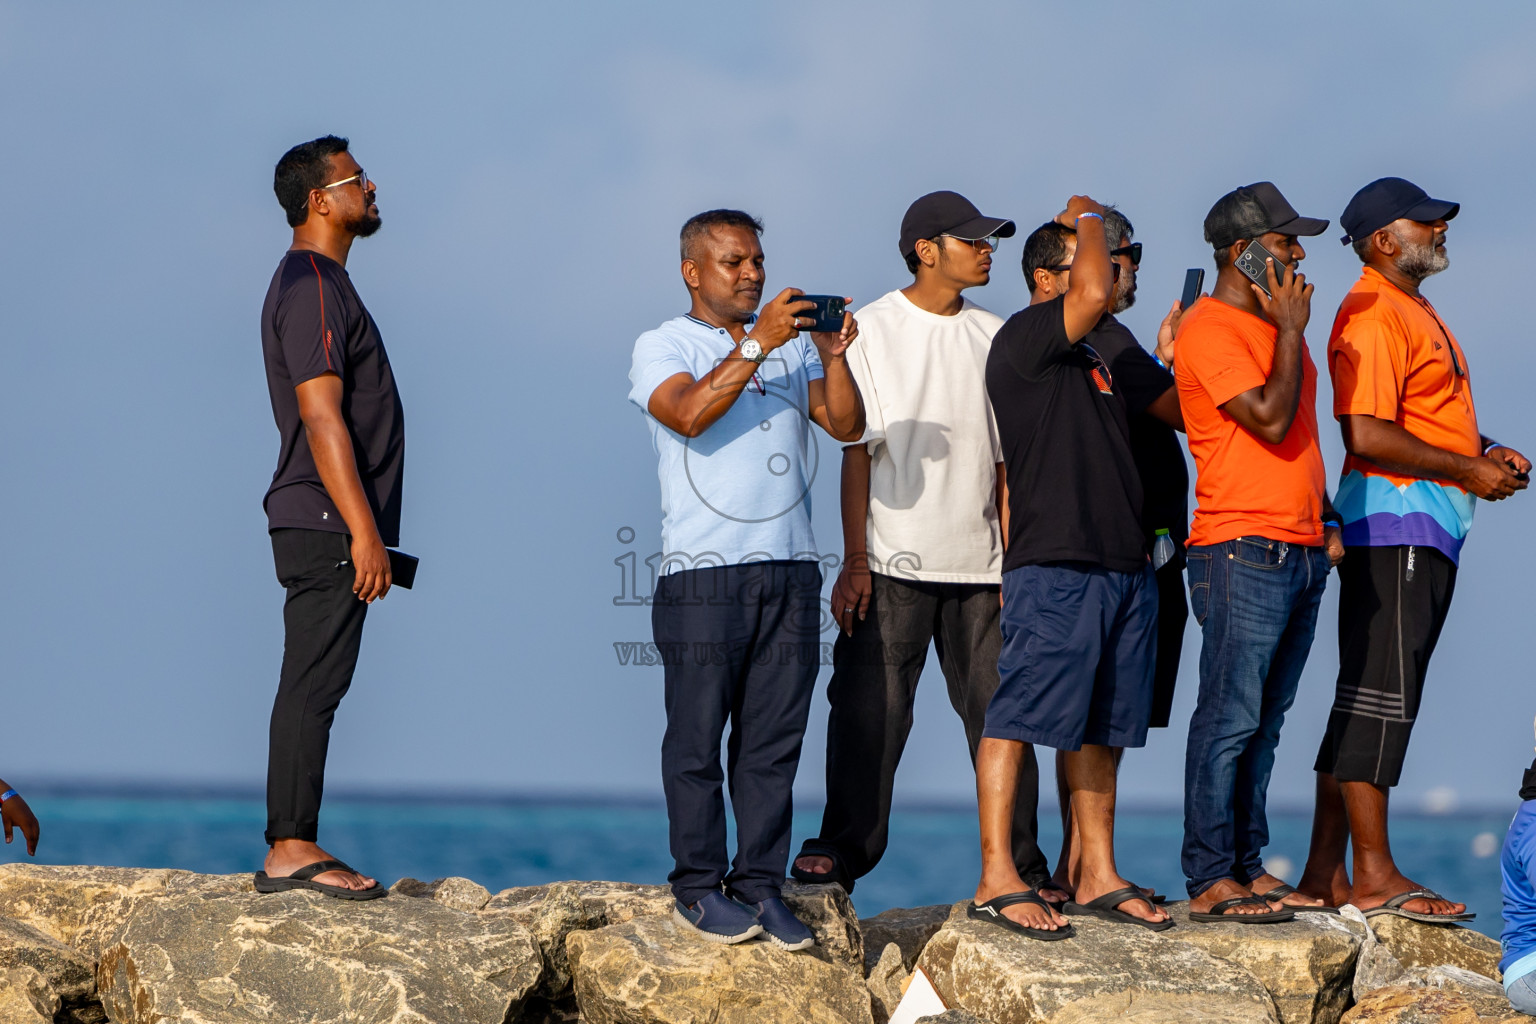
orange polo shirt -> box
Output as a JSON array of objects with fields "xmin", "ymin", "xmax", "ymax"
[{"xmin": 1175, "ymin": 297, "xmax": 1327, "ymax": 548}]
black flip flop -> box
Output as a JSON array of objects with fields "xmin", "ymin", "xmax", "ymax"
[
  {"xmin": 790, "ymin": 842, "xmax": 854, "ymax": 892},
  {"xmin": 1189, "ymin": 894, "xmax": 1294, "ymax": 923},
  {"xmin": 1063, "ymin": 886, "xmax": 1175, "ymax": 931},
  {"xmin": 1258, "ymin": 883, "xmax": 1340, "ymax": 915},
  {"xmin": 254, "ymin": 859, "xmax": 388, "ymax": 901},
  {"xmin": 968, "ymin": 891, "xmax": 1075, "ymax": 941},
  {"xmin": 1361, "ymin": 888, "xmax": 1475, "ymax": 923}
]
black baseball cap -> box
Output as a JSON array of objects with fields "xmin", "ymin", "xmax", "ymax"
[
  {"xmin": 900, "ymin": 191, "xmax": 1015, "ymax": 257},
  {"xmin": 1203, "ymin": 182, "xmax": 1329, "ymax": 250},
  {"xmin": 1339, "ymin": 177, "xmax": 1459, "ymax": 245}
]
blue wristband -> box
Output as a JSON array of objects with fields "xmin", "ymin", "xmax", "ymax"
[
  {"xmin": 1076, "ymin": 212, "xmax": 1103, "ymax": 222},
  {"xmin": 0, "ymin": 789, "xmax": 17, "ymax": 804},
  {"xmin": 1323, "ymin": 520, "xmax": 1341, "ymax": 529},
  {"xmin": 1484, "ymin": 440, "xmax": 1502, "ymax": 456}
]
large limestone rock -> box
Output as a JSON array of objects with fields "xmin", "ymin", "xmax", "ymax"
[
  {"xmin": 95, "ymin": 887, "xmax": 542, "ymax": 1024},
  {"xmin": 1161, "ymin": 901, "xmax": 1367, "ymax": 1024},
  {"xmin": 393, "ymin": 875, "xmax": 492, "ymax": 913},
  {"xmin": 917, "ymin": 1013, "xmax": 996, "ymax": 1024},
  {"xmin": 1370, "ymin": 917, "xmax": 1504, "ymax": 981},
  {"xmin": 1342, "ymin": 984, "xmax": 1527, "ymax": 1023},
  {"xmin": 915, "ymin": 902, "xmax": 1280, "ymax": 1024},
  {"xmin": 489, "ymin": 879, "xmax": 862, "ymax": 1003},
  {"xmin": 566, "ymin": 913, "xmax": 874, "ymax": 1024},
  {"xmin": 867, "ymin": 942, "xmax": 906, "ymax": 1024},
  {"xmin": 0, "ymin": 917, "xmax": 103, "ymax": 1023},
  {"xmin": 0, "ymin": 864, "xmax": 180, "ymax": 958},
  {"xmin": 861, "ymin": 904, "xmax": 950, "ymax": 973}
]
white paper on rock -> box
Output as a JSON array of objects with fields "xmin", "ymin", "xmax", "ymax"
[{"xmin": 889, "ymin": 966, "xmax": 947, "ymax": 1024}]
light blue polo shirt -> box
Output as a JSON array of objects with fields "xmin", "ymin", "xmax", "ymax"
[{"xmin": 629, "ymin": 315, "xmax": 825, "ymax": 574}]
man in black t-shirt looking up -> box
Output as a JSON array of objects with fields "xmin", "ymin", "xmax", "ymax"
[
  {"xmin": 970, "ymin": 196, "xmax": 1169, "ymax": 938},
  {"xmin": 253, "ymin": 135, "xmax": 404, "ymax": 900}
]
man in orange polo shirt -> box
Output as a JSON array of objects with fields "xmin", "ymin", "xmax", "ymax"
[
  {"xmin": 1174, "ymin": 183, "xmax": 1345, "ymax": 924},
  {"xmin": 1294, "ymin": 178, "xmax": 1530, "ymax": 922}
]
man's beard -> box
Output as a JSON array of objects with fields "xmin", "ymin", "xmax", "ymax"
[
  {"xmin": 1111, "ymin": 275, "xmax": 1136, "ymax": 314},
  {"xmin": 346, "ymin": 208, "xmax": 382, "ymax": 238},
  {"xmin": 1394, "ymin": 232, "xmax": 1448, "ymax": 281}
]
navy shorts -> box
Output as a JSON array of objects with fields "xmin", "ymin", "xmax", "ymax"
[{"xmin": 984, "ymin": 562, "xmax": 1158, "ymax": 751}]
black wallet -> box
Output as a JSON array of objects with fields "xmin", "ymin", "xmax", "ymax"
[{"xmin": 387, "ymin": 549, "xmax": 419, "ymax": 589}]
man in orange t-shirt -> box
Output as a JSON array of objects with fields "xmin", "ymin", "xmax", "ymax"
[
  {"xmin": 1172, "ymin": 183, "xmax": 1344, "ymax": 924},
  {"xmin": 1295, "ymin": 178, "xmax": 1530, "ymax": 924}
]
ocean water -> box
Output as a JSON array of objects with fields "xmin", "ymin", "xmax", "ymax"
[{"xmin": 1, "ymin": 791, "xmax": 1511, "ymax": 937}]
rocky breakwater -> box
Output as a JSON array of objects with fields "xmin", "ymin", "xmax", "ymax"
[{"xmin": 0, "ymin": 864, "xmax": 1525, "ymax": 1024}]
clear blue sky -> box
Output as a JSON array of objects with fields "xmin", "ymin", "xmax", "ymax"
[{"xmin": 2, "ymin": 1, "xmax": 1532, "ymax": 812}]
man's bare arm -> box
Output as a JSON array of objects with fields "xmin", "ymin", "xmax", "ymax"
[
  {"xmin": 295, "ymin": 374, "xmax": 391, "ymax": 601},
  {"xmin": 1145, "ymin": 386, "xmax": 1184, "ymax": 432},
  {"xmin": 831, "ymin": 446, "xmax": 874, "ymax": 635},
  {"xmin": 1342, "ymin": 414, "xmax": 1525, "ymax": 500},
  {"xmin": 1220, "ymin": 260, "xmax": 1311, "ymax": 444}
]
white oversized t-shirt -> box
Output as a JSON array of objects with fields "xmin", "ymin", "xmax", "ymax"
[{"xmin": 845, "ymin": 290, "xmax": 1005, "ymax": 583}]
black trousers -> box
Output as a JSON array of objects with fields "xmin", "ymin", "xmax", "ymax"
[
  {"xmin": 1315, "ymin": 544, "xmax": 1457, "ymax": 787},
  {"xmin": 1148, "ymin": 558, "xmax": 1189, "ymax": 729},
  {"xmin": 654, "ymin": 561, "xmax": 822, "ymax": 905},
  {"xmin": 266, "ymin": 528, "xmax": 369, "ymax": 845},
  {"xmin": 805, "ymin": 573, "xmax": 1051, "ymax": 890}
]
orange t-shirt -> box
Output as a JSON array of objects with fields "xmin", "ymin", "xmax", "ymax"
[
  {"xmin": 1328, "ymin": 266, "xmax": 1480, "ymax": 482},
  {"xmin": 1175, "ymin": 297, "xmax": 1327, "ymax": 547}
]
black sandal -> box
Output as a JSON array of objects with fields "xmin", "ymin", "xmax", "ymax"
[
  {"xmin": 790, "ymin": 842, "xmax": 855, "ymax": 892},
  {"xmin": 254, "ymin": 859, "xmax": 388, "ymax": 901},
  {"xmin": 1063, "ymin": 886, "xmax": 1175, "ymax": 931},
  {"xmin": 968, "ymin": 891, "xmax": 1074, "ymax": 941},
  {"xmin": 1189, "ymin": 894, "xmax": 1294, "ymax": 923}
]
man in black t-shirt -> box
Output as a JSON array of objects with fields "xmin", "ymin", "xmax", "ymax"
[
  {"xmin": 1040, "ymin": 208, "xmax": 1192, "ymax": 904},
  {"xmin": 969, "ymin": 196, "xmax": 1169, "ymax": 938},
  {"xmin": 253, "ymin": 136, "xmax": 404, "ymax": 901}
]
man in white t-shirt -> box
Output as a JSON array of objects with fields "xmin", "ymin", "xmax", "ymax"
[{"xmin": 791, "ymin": 192, "xmax": 1051, "ymax": 893}]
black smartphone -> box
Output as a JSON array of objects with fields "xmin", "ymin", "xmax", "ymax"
[
  {"xmin": 1180, "ymin": 268, "xmax": 1205, "ymax": 311},
  {"xmin": 1234, "ymin": 239, "xmax": 1287, "ymax": 297},
  {"xmin": 387, "ymin": 549, "xmax": 419, "ymax": 590},
  {"xmin": 797, "ymin": 295, "xmax": 847, "ymax": 333}
]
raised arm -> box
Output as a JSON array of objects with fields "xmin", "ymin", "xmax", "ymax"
[
  {"xmin": 295, "ymin": 374, "xmax": 391, "ymax": 602},
  {"xmin": 1058, "ymin": 197, "xmax": 1113, "ymax": 343},
  {"xmin": 1221, "ymin": 259, "xmax": 1311, "ymax": 445},
  {"xmin": 0, "ymin": 778, "xmax": 39, "ymax": 856}
]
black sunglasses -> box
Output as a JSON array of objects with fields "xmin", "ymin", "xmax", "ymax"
[{"xmin": 1110, "ymin": 242, "xmax": 1142, "ymax": 266}]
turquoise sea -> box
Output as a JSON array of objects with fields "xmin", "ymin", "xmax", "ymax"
[{"xmin": 2, "ymin": 789, "xmax": 1512, "ymax": 937}]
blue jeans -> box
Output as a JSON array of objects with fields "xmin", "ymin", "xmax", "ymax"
[
  {"xmin": 1182, "ymin": 537, "xmax": 1329, "ymax": 897},
  {"xmin": 1509, "ymin": 972, "xmax": 1536, "ymax": 1015}
]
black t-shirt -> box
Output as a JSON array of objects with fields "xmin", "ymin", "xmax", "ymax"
[
  {"xmin": 985, "ymin": 297, "xmax": 1146, "ymax": 574},
  {"xmin": 261, "ymin": 250, "xmax": 406, "ymax": 546},
  {"xmin": 1091, "ymin": 317, "xmax": 1190, "ymax": 559}
]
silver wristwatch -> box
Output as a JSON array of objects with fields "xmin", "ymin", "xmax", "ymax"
[{"xmin": 740, "ymin": 336, "xmax": 767, "ymax": 364}]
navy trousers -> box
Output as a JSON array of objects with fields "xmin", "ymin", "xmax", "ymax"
[{"xmin": 654, "ymin": 561, "xmax": 822, "ymax": 905}]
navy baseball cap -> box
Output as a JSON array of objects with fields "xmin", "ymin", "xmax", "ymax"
[
  {"xmin": 1203, "ymin": 182, "xmax": 1329, "ymax": 250},
  {"xmin": 1339, "ymin": 177, "xmax": 1459, "ymax": 245},
  {"xmin": 900, "ymin": 191, "xmax": 1015, "ymax": 257}
]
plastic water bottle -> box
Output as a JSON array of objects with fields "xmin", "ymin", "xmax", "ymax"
[{"xmin": 1152, "ymin": 529, "xmax": 1176, "ymax": 570}]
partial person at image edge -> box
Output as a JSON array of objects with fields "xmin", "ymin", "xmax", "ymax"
[{"xmin": 1501, "ymin": 738, "xmax": 1536, "ymax": 1014}]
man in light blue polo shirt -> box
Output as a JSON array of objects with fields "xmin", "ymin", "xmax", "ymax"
[{"xmin": 629, "ymin": 208, "xmax": 864, "ymax": 949}]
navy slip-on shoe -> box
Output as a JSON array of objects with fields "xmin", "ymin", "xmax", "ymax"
[
  {"xmin": 672, "ymin": 892, "xmax": 763, "ymax": 944},
  {"xmin": 737, "ymin": 896, "xmax": 815, "ymax": 951}
]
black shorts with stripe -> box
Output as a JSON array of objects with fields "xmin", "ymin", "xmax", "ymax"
[{"xmin": 1314, "ymin": 544, "xmax": 1457, "ymax": 787}]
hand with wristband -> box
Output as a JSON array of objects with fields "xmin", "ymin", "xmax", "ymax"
[{"xmin": 0, "ymin": 780, "xmax": 39, "ymax": 856}]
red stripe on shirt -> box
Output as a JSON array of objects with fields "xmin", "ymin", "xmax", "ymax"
[{"xmin": 307, "ymin": 254, "xmax": 333, "ymax": 370}]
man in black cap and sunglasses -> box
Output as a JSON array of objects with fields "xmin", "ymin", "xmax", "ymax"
[
  {"xmin": 791, "ymin": 191, "xmax": 1051, "ymax": 897},
  {"xmin": 1295, "ymin": 178, "xmax": 1529, "ymax": 921}
]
